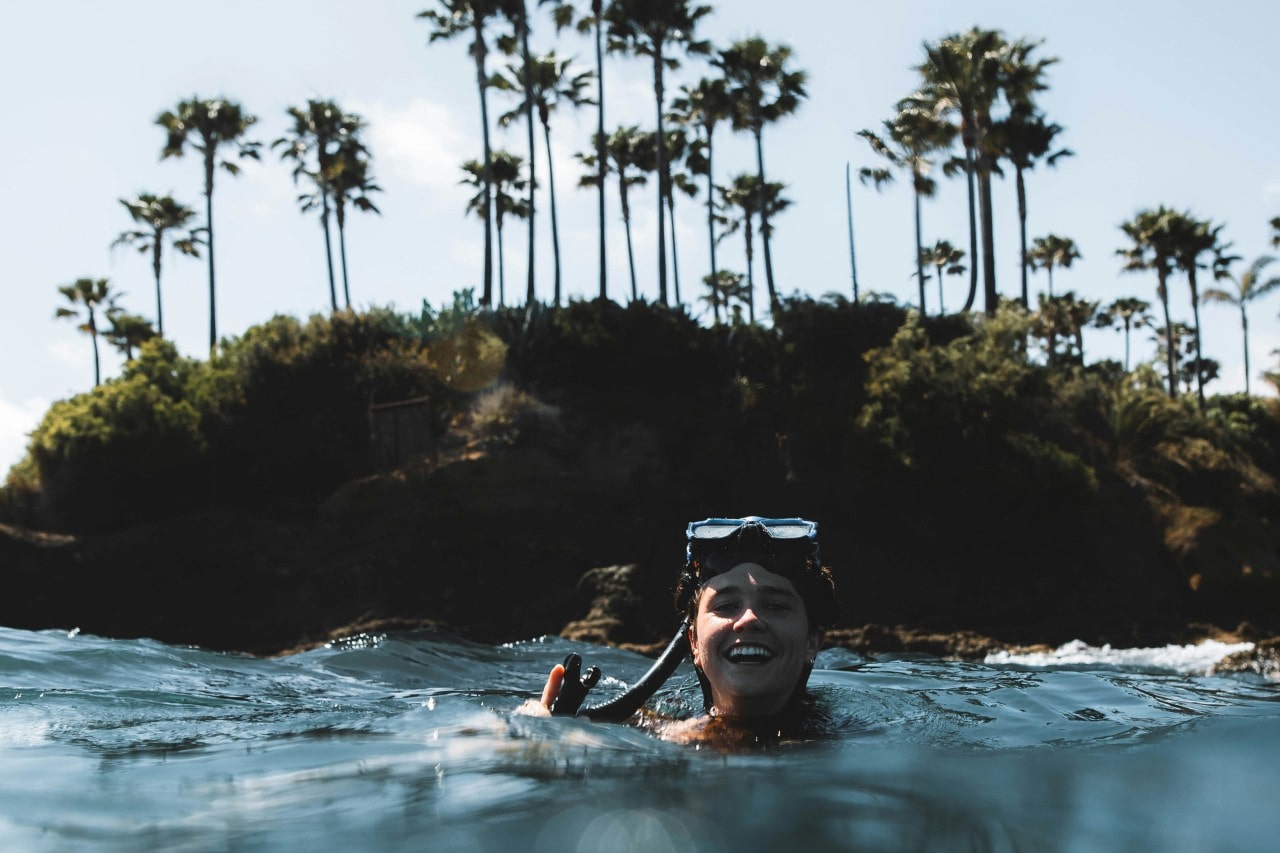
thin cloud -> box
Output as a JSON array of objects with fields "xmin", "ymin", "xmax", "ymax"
[
  {"xmin": 357, "ymin": 98, "xmax": 472, "ymax": 195},
  {"xmin": 50, "ymin": 340, "xmax": 89, "ymax": 372}
]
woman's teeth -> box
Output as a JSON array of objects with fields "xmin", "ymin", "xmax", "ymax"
[{"xmin": 727, "ymin": 645, "xmax": 774, "ymax": 662}]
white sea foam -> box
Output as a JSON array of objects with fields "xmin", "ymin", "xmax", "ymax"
[{"xmin": 984, "ymin": 639, "xmax": 1256, "ymax": 675}]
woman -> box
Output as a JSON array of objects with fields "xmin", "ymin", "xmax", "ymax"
[{"xmin": 530, "ymin": 517, "xmax": 840, "ymax": 738}]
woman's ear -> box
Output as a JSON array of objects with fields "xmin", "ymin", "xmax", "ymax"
[{"xmin": 807, "ymin": 629, "xmax": 825, "ymax": 663}]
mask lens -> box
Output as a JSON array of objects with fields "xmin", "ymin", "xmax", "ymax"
[
  {"xmin": 688, "ymin": 522, "xmax": 744, "ymax": 539},
  {"xmin": 761, "ymin": 523, "xmax": 812, "ymax": 539}
]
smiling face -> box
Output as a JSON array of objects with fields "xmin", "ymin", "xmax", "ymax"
[{"xmin": 688, "ymin": 562, "xmax": 823, "ymax": 718}]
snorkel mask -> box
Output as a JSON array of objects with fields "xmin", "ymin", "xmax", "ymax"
[
  {"xmin": 677, "ymin": 517, "xmax": 824, "ymax": 615},
  {"xmin": 551, "ymin": 516, "xmax": 834, "ymax": 721}
]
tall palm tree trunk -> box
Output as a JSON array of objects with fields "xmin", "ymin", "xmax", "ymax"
[
  {"xmin": 337, "ymin": 209, "xmax": 351, "ymax": 309},
  {"xmin": 593, "ymin": 0, "xmax": 607, "ymax": 301},
  {"xmin": 1016, "ymin": 167, "xmax": 1029, "ymax": 308},
  {"xmin": 1123, "ymin": 318, "xmax": 1132, "ymax": 372},
  {"xmin": 497, "ymin": 218, "xmax": 506, "ymax": 307},
  {"xmin": 543, "ymin": 122, "xmax": 563, "ymax": 306},
  {"xmin": 1047, "ymin": 263, "xmax": 1055, "ymax": 298},
  {"xmin": 846, "ymin": 162, "xmax": 858, "ymax": 301},
  {"xmin": 653, "ymin": 51, "xmax": 669, "ymax": 305},
  {"xmin": 961, "ymin": 145, "xmax": 978, "ymax": 312},
  {"xmin": 90, "ymin": 313, "xmax": 102, "ymax": 387},
  {"xmin": 979, "ymin": 164, "xmax": 997, "ymax": 314},
  {"xmin": 520, "ymin": 6, "xmax": 536, "ymax": 307},
  {"xmin": 472, "ymin": 21, "xmax": 495, "ymax": 307},
  {"xmin": 913, "ymin": 186, "xmax": 926, "ymax": 315},
  {"xmin": 151, "ymin": 240, "xmax": 164, "ymax": 337},
  {"xmin": 1158, "ymin": 274, "xmax": 1177, "ymax": 398},
  {"xmin": 745, "ymin": 215, "xmax": 756, "ymax": 325},
  {"xmin": 1188, "ymin": 267, "xmax": 1206, "ymax": 410},
  {"xmin": 320, "ymin": 191, "xmax": 338, "ymax": 312},
  {"xmin": 1241, "ymin": 309, "xmax": 1251, "ymax": 396},
  {"xmin": 203, "ymin": 153, "xmax": 217, "ymax": 355},
  {"xmin": 706, "ymin": 138, "xmax": 718, "ymax": 310},
  {"xmin": 1046, "ymin": 311, "xmax": 1058, "ymax": 366},
  {"xmin": 621, "ymin": 184, "xmax": 637, "ymax": 301},
  {"xmin": 753, "ymin": 129, "xmax": 778, "ymax": 315},
  {"xmin": 935, "ymin": 262, "xmax": 946, "ymax": 313},
  {"xmin": 667, "ymin": 192, "xmax": 682, "ymax": 306}
]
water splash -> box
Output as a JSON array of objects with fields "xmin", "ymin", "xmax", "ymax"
[{"xmin": 984, "ymin": 639, "xmax": 1256, "ymax": 675}]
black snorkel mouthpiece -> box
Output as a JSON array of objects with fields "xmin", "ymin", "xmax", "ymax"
[{"xmin": 549, "ymin": 617, "xmax": 691, "ymax": 722}]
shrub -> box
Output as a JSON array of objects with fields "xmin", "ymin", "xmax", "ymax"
[
  {"xmin": 23, "ymin": 364, "xmax": 208, "ymax": 532},
  {"xmin": 206, "ymin": 309, "xmax": 447, "ymax": 508}
]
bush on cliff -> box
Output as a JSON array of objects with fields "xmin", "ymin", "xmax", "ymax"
[
  {"xmin": 11, "ymin": 309, "xmax": 463, "ymax": 531},
  {"xmin": 201, "ymin": 308, "xmax": 453, "ymax": 510},
  {"xmin": 18, "ymin": 340, "xmax": 209, "ymax": 531}
]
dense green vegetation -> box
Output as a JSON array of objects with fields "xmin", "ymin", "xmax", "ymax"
[{"xmin": 6, "ymin": 297, "xmax": 1279, "ymax": 645}]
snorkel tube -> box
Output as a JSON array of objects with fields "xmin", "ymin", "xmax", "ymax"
[{"xmin": 549, "ymin": 617, "xmax": 691, "ymax": 722}]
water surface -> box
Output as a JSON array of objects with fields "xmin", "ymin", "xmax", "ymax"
[{"xmin": 1, "ymin": 625, "xmax": 1277, "ymax": 851}]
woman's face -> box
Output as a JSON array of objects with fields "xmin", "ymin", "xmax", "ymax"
[{"xmin": 688, "ymin": 562, "xmax": 823, "ymax": 718}]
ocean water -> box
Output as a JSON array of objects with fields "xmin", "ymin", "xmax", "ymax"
[{"xmin": 1, "ymin": 625, "xmax": 1278, "ymax": 852}]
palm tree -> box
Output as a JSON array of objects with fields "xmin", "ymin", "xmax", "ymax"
[
  {"xmin": 858, "ymin": 105, "xmax": 956, "ymax": 315},
  {"xmin": 657, "ymin": 127, "xmax": 698, "ymax": 306},
  {"xmin": 909, "ymin": 29, "xmax": 1005, "ymax": 313},
  {"xmin": 496, "ymin": 51, "xmax": 594, "ymax": 306},
  {"xmin": 1096, "ymin": 297, "xmax": 1152, "ymax": 372},
  {"xmin": 1271, "ymin": 215, "xmax": 1280, "ymax": 249},
  {"xmin": 1151, "ymin": 321, "xmax": 1210, "ymax": 396},
  {"xmin": 1027, "ymin": 234, "xmax": 1080, "ymax": 298},
  {"xmin": 716, "ymin": 37, "xmax": 807, "ymax": 316},
  {"xmin": 578, "ymin": 126, "xmax": 651, "ymax": 302},
  {"xmin": 273, "ymin": 99, "xmax": 366, "ymax": 312},
  {"xmin": 987, "ymin": 107, "xmax": 1072, "ymax": 306},
  {"xmin": 701, "ymin": 269, "xmax": 748, "ymax": 323},
  {"xmin": 1203, "ymin": 255, "xmax": 1280, "ymax": 395},
  {"xmin": 157, "ymin": 97, "xmax": 260, "ymax": 355},
  {"xmin": 55, "ymin": 278, "xmax": 115, "ymax": 387},
  {"xmin": 462, "ymin": 151, "xmax": 529, "ymax": 307},
  {"xmin": 912, "ymin": 29, "xmax": 1054, "ymax": 313},
  {"xmin": 329, "ymin": 139, "xmax": 382, "ymax": 309},
  {"xmin": 671, "ymin": 77, "xmax": 733, "ymax": 309},
  {"xmin": 104, "ymin": 310, "xmax": 159, "ymax": 361},
  {"xmin": 419, "ymin": 1, "xmax": 509, "ymax": 306},
  {"xmin": 717, "ymin": 173, "xmax": 790, "ymax": 325},
  {"xmin": 1119, "ymin": 207, "xmax": 1181, "ymax": 397},
  {"xmin": 919, "ymin": 239, "xmax": 966, "ymax": 314},
  {"xmin": 1168, "ymin": 212, "xmax": 1233, "ymax": 409},
  {"xmin": 111, "ymin": 193, "xmax": 202, "ymax": 338},
  {"xmin": 605, "ymin": 0, "xmax": 711, "ymax": 306},
  {"xmin": 1032, "ymin": 291, "xmax": 1097, "ymax": 366}
]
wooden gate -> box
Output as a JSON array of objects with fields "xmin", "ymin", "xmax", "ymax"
[{"xmin": 368, "ymin": 396, "xmax": 433, "ymax": 471}]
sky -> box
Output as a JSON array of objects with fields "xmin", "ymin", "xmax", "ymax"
[{"xmin": 3, "ymin": 1, "xmax": 1279, "ymax": 475}]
